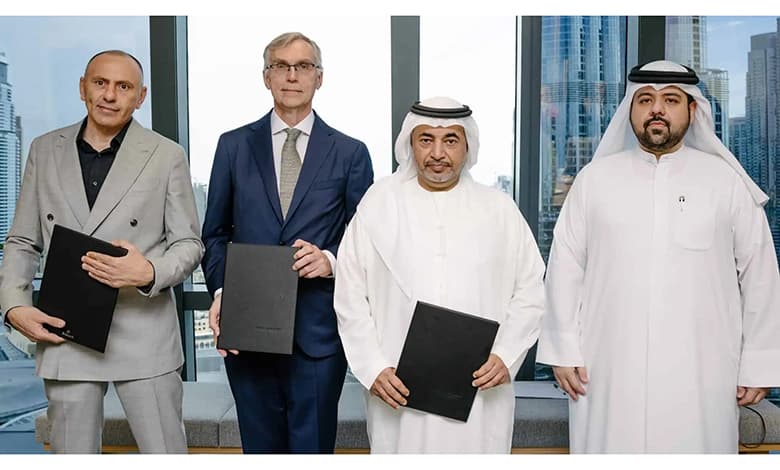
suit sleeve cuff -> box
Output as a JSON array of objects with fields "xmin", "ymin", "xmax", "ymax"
[{"xmin": 136, "ymin": 261, "xmax": 157, "ymax": 297}]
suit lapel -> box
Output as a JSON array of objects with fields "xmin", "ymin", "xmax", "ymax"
[
  {"xmin": 55, "ymin": 123, "xmax": 91, "ymax": 228},
  {"xmin": 83, "ymin": 120, "xmax": 156, "ymax": 235},
  {"xmin": 248, "ymin": 115, "xmax": 284, "ymax": 226},
  {"xmin": 284, "ymin": 116, "xmax": 333, "ymax": 224}
]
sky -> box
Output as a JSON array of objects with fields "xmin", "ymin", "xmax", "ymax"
[
  {"xmin": 706, "ymin": 16, "xmax": 778, "ymax": 117},
  {"xmin": 0, "ymin": 16, "xmax": 152, "ymax": 167},
  {"xmin": 1, "ymin": 13, "xmax": 779, "ymax": 182}
]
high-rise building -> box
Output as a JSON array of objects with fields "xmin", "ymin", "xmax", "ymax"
[
  {"xmin": 730, "ymin": 116, "xmax": 750, "ymax": 168},
  {"xmin": 746, "ymin": 32, "xmax": 778, "ymax": 245},
  {"xmin": 666, "ymin": 16, "xmax": 708, "ymax": 71},
  {"xmin": 0, "ymin": 52, "xmax": 22, "ymax": 263},
  {"xmin": 699, "ymin": 68, "xmax": 730, "ymax": 146},
  {"xmin": 538, "ymin": 16, "xmax": 626, "ymax": 259},
  {"xmin": 666, "ymin": 17, "xmax": 731, "ymax": 145}
]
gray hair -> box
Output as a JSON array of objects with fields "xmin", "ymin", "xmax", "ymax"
[{"xmin": 263, "ymin": 32, "xmax": 323, "ymax": 70}]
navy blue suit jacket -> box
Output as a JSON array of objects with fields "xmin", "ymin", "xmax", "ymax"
[{"xmin": 201, "ymin": 111, "xmax": 373, "ymax": 358}]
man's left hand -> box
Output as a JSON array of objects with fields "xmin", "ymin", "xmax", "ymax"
[
  {"xmin": 82, "ymin": 240, "xmax": 154, "ymax": 288},
  {"xmin": 737, "ymin": 386, "xmax": 769, "ymax": 406},
  {"xmin": 292, "ymin": 239, "xmax": 332, "ymax": 278},
  {"xmin": 472, "ymin": 353, "xmax": 510, "ymax": 391}
]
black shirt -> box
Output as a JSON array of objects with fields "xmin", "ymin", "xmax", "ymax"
[{"xmin": 76, "ymin": 119, "xmax": 132, "ymax": 209}]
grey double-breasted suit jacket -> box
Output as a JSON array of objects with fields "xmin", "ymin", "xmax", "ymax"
[{"xmin": 0, "ymin": 119, "xmax": 204, "ymax": 381}]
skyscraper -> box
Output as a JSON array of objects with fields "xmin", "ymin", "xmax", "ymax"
[
  {"xmin": 746, "ymin": 32, "xmax": 778, "ymax": 243},
  {"xmin": 666, "ymin": 17, "xmax": 731, "ymax": 145},
  {"xmin": 729, "ymin": 116, "xmax": 750, "ymax": 168},
  {"xmin": 538, "ymin": 16, "xmax": 626, "ymax": 259},
  {"xmin": 699, "ymin": 68, "xmax": 730, "ymax": 146},
  {"xmin": 0, "ymin": 52, "xmax": 22, "ymax": 263},
  {"xmin": 666, "ymin": 16, "xmax": 708, "ymax": 71}
]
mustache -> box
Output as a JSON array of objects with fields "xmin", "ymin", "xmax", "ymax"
[{"xmin": 644, "ymin": 116, "xmax": 670, "ymax": 128}]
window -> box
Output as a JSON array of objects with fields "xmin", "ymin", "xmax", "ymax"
[
  {"xmin": 0, "ymin": 16, "xmax": 151, "ymax": 448},
  {"xmin": 666, "ymin": 14, "xmax": 780, "ymax": 404},
  {"xmin": 537, "ymin": 16, "xmax": 627, "ymax": 263},
  {"xmin": 534, "ymin": 16, "xmax": 627, "ymax": 380},
  {"xmin": 187, "ymin": 16, "xmax": 392, "ymax": 382},
  {"xmin": 0, "ymin": 17, "xmax": 151, "ymax": 268},
  {"xmin": 419, "ymin": 16, "xmax": 516, "ymax": 194}
]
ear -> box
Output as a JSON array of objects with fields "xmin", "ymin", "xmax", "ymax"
[
  {"xmin": 315, "ymin": 70, "xmax": 323, "ymax": 90},
  {"xmin": 263, "ymin": 70, "xmax": 272, "ymax": 90},
  {"xmin": 135, "ymin": 86, "xmax": 148, "ymax": 110},
  {"xmin": 79, "ymin": 77, "xmax": 86, "ymax": 102},
  {"xmin": 689, "ymin": 100, "xmax": 697, "ymax": 124}
]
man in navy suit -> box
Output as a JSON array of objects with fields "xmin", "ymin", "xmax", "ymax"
[{"xmin": 201, "ymin": 32, "xmax": 374, "ymax": 453}]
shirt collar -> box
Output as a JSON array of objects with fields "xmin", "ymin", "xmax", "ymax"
[
  {"xmin": 634, "ymin": 143, "xmax": 685, "ymax": 165},
  {"xmin": 270, "ymin": 110, "xmax": 315, "ymax": 137},
  {"xmin": 76, "ymin": 118, "xmax": 133, "ymax": 153}
]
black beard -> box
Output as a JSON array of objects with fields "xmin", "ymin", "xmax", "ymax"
[{"xmin": 634, "ymin": 116, "xmax": 690, "ymax": 153}]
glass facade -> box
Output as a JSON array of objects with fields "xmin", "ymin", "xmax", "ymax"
[
  {"xmin": 537, "ymin": 16, "xmax": 627, "ymax": 261},
  {"xmin": 667, "ymin": 14, "xmax": 780, "ymax": 404},
  {"xmin": 0, "ymin": 16, "xmax": 151, "ymax": 448},
  {"xmin": 420, "ymin": 16, "xmax": 516, "ymax": 194},
  {"xmin": 2, "ymin": 15, "xmax": 779, "ymax": 453},
  {"xmin": 186, "ymin": 17, "xmax": 392, "ymax": 380}
]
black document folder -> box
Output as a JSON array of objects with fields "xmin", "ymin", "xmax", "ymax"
[
  {"xmin": 38, "ymin": 224, "xmax": 128, "ymax": 353},
  {"xmin": 217, "ymin": 243, "xmax": 298, "ymax": 354},
  {"xmin": 395, "ymin": 301, "xmax": 499, "ymax": 422}
]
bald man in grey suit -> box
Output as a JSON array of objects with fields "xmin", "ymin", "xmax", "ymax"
[{"xmin": 0, "ymin": 50, "xmax": 203, "ymax": 453}]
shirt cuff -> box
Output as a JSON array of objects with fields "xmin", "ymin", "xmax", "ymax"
[
  {"xmin": 323, "ymin": 250, "xmax": 336, "ymax": 278},
  {"xmin": 214, "ymin": 288, "xmax": 223, "ymax": 297}
]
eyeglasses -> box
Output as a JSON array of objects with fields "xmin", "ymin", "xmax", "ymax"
[{"xmin": 265, "ymin": 62, "xmax": 321, "ymax": 75}]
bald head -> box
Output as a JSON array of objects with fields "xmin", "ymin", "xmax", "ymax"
[{"xmin": 85, "ymin": 50, "xmax": 144, "ymax": 85}]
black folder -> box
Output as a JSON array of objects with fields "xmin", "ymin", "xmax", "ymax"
[
  {"xmin": 38, "ymin": 224, "xmax": 128, "ymax": 353},
  {"xmin": 395, "ymin": 301, "xmax": 499, "ymax": 422},
  {"xmin": 217, "ymin": 243, "xmax": 298, "ymax": 354}
]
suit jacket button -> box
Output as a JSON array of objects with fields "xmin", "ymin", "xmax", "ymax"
[
  {"xmin": 130, "ymin": 219, "xmax": 138, "ymax": 227},
  {"xmin": 278, "ymin": 241, "xmax": 285, "ymax": 245},
  {"xmin": 46, "ymin": 214, "xmax": 54, "ymax": 221}
]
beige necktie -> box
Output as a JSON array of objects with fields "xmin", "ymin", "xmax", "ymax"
[{"xmin": 279, "ymin": 128, "xmax": 302, "ymax": 219}]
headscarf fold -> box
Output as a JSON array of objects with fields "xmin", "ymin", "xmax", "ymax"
[
  {"xmin": 594, "ymin": 60, "xmax": 767, "ymax": 206},
  {"xmin": 357, "ymin": 97, "xmax": 481, "ymax": 298}
]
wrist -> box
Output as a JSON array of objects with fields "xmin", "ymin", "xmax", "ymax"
[
  {"xmin": 5, "ymin": 307, "xmax": 23, "ymax": 328},
  {"xmin": 142, "ymin": 260, "xmax": 155, "ymax": 286}
]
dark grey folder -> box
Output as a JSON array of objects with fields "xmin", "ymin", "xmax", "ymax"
[
  {"xmin": 395, "ymin": 301, "xmax": 499, "ymax": 422},
  {"xmin": 217, "ymin": 243, "xmax": 298, "ymax": 354},
  {"xmin": 38, "ymin": 224, "xmax": 128, "ymax": 353}
]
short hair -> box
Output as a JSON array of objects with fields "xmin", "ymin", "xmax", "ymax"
[
  {"xmin": 84, "ymin": 50, "xmax": 144, "ymax": 85},
  {"xmin": 263, "ymin": 32, "xmax": 323, "ymax": 70}
]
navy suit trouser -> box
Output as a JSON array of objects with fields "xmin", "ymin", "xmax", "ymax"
[{"xmin": 224, "ymin": 345, "xmax": 347, "ymax": 453}]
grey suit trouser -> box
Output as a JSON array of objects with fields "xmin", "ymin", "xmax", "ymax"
[{"xmin": 43, "ymin": 370, "xmax": 187, "ymax": 453}]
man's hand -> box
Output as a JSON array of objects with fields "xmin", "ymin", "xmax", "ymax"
[
  {"xmin": 292, "ymin": 239, "xmax": 332, "ymax": 278},
  {"xmin": 371, "ymin": 367, "xmax": 409, "ymax": 409},
  {"xmin": 553, "ymin": 366, "xmax": 589, "ymax": 401},
  {"xmin": 6, "ymin": 306, "xmax": 66, "ymax": 344},
  {"xmin": 473, "ymin": 353, "xmax": 510, "ymax": 391},
  {"xmin": 81, "ymin": 240, "xmax": 154, "ymax": 288},
  {"xmin": 737, "ymin": 386, "xmax": 769, "ymax": 406},
  {"xmin": 208, "ymin": 293, "xmax": 238, "ymax": 358}
]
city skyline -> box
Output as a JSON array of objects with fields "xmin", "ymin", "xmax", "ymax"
[
  {"xmin": 0, "ymin": 51, "xmax": 22, "ymax": 259},
  {"xmin": 0, "ymin": 17, "xmax": 151, "ymax": 172}
]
